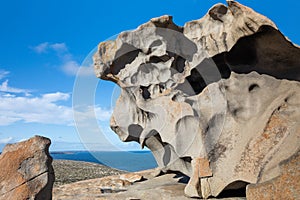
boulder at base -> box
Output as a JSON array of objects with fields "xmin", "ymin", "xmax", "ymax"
[{"xmin": 0, "ymin": 135, "xmax": 54, "ymax": 200}]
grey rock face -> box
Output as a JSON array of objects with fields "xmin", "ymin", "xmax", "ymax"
[
  {"xmin": 94, "ymin": 1, "xmax": 300, "ymax": 198},
  {"xmin": 0, "ymin": 136, "xmax": 54, "ymax": 200}
]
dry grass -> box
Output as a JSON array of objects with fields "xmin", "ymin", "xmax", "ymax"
[{"xmin": 52, "ymin": 160, "xmax": 125, "ymax": 186}]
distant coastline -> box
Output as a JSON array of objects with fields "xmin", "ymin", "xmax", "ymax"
[
  {"xmin": 50, "ymin": 151, "xmax": 76, "ymax": 155},
  {"xmin": 50, "ymin": 150, "xmax": 157, "ymax": 172},
  {"xmin": 50, "ymin": 150, "xmax": 151, "ymax": 154}
]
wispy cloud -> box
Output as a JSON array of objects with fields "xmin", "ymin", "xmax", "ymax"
[
  {"xmin": 0, "ymin": 137, "xmax": 13, "ymax": 144},
  {"xmin": 31, "ymin": 42, "xmax": 94, "ymax": 77},
  {"xmin": 62, "ymin": 61, "xmax": 94, "ymax": 76},
  {"xmin": 0, "ymin": 80, "xmax": 32, "ymax": 95},
  {"xmin": 0, "ymin": 70, "xmax": 9, "ymax": 80},
  {"xmin": 42, "ymin": 92, "xmax": 69, "ymax": 102},
  {"xmin": 31, "ymin": 42, "xmax": 49, "ymax": 53},
  {"xmin": 74, "ymin": 105, "xmax": 112, "ymax": 126},
  {"xmin": 95, "ymin": 106, "xmax": 113, "ymax": 121},
  {"xmin": 31, "ymin": 42, "xmax": 68, "ymax": 54},
  {"xmin": 50, "ymin": 43, "xmax": 68, "ymax": 52}
]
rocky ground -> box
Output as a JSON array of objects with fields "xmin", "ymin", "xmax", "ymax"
[
  {"xmin": 52, "ymin": 165, "xmax": 246, "ymax": 200},
  {"xmin": 52, "ymin": 160, "xmax": 126, "ymax": 186},
  {"xmin": 52, "ymin": 160, "xmax": 247, "ymax": 199}
]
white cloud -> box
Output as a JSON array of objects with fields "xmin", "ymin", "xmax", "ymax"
[
  {"xmin": 42, "ymin": 92, "xmax": 70, "ymax": 102},
  {"xmin": 0, "ymin": 68, "xmax": 104, "ymax": 127},
  {"xmin": 32, "ymin": 42, "xmax": 94, "ymax": 77},
  {"xmin": 0, "ymin": 70, "xmax": 31, "ymax": 95},
  {"xmin": 50, "ymin": 43, "xmax": 68, "ymax": 52},
  {"xmin": 62, "ymin": 60, "xmax": 94, "ymax": 76},
  {"xmin": 62, "ymin": 60, "xmax": 79, "ymax": 75},
  {"xmin": 74, "ymin": 105, "xmax": 112, "ymax": 124},
  {"xmin": 0, "ymin": 115, "xmax": 22, "ymax": 126},
  {"xmin": 0, "ymin": 92, "xmax": 73, "ymax": 125},
  {"xmin": 0, "ymin": 70, "xmax": 9, "ymax": 80},
  {"xmin": 95, "ymin": 106, "xmax": 113, "ymax": 121},
  {"xmin": 2, "ymin": 93, "xmax": 16, "ymax": 97},
  {"xmin": 32, "ymin": 42, "xmax": 49, "ymax": 53},
  {"xmin": 0, "ymin": 137, "xmax": 13, "ymax": 144},
  {"xmin": 0, "ymin": 80, "xmax": 32, "ymax": 95},
  {"xmin": 31, "ymin": 42, "xmax": 68, "ymax": 54},
  {"xmin": 0, "ymin": 91, "xmax": 111, "ymax": 126}
]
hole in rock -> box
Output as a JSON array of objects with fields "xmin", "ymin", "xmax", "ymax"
[
  {"xmin": 100, "ymin": 188, "xmax": 127, "ymax": 194},
  {"xmin": 159, "ymin": 84, "xmax": 165, "ymax": 93},
  {"xmin": 225, "ymin": 25, "xmax": 300, "ymax": 81},
  {"xmin": 181, "ymin": 156, "xmax": 192, "ymax": 163},
  {"xmin": 177, "ymin": 68, "xmax": 207, "ymax": 95},
  {"xmin": 209, "ymin": 5, "xmax": 228, "ymax": 22},
  {"xmin": 148, "ymin": 55, "xmax": 171, "ymax": 63},
  {"xmin": 212, "ymin": 26, "xmax": 294, "ymax": 80},
  {"xmin": 217, "ymin": 181, "xmax": 248, "ymax": 198},
  {"xmin": 171, "ymin": 93, "xmax": 180, "ymax": 102},
  {"xmin": 248, "ymin": 83, "xmax": 259, "ymax": 92},
  {"xmin": 171, "ymin": 54, "xmax": 186, "ymax": 73},
  {"xmin": 175, "ymin": 56, "xmax": 231, "ymax": 96},
  {"xmin": 212, "ymin": 53, "xmax": 232, "ymax": 79},
  {"xmin": 217, "ymin": 5, "xmax": 228, "ymax": 15},
  {"xmin": 149, "ymin": 39, "xmax": 163, "ymax": 49},
  {"xmin": 225, "ymin": 33, "xmax": 258, "ymax": 70},
  {"xmin": 111, "ymin": 43, "xmax": 141, "ymax": 75},
  {"xmin": 140, "ymin": 86, "xmax": 151, "ymax": 99}
]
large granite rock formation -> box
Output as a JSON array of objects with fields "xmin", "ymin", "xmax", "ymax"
[
  {"xmin": 0, "ymin": 136, "xmax": 54, "ymax": 200},
  {"xmin": 94, "ymin": 1, "xmax": 300, "ymax": 199}
]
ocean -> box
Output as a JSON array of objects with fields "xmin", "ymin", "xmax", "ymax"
[{"xmin": 50, "ymin": 151, "xmax": 157, "ymax": 172}]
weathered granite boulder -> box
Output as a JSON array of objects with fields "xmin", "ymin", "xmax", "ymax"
[
  {"xmin": 94, "ymin": 1, "xmax": 300, "ymax": 198},
  {"xmin": 0, "ymin": 136, "xmax": 54, "ymax": 200}
]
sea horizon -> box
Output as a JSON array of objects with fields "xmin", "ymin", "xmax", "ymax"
[
  {"xmin": 50, "ymin": 150, "xmax": 157, "ymax": 172},
  {"xmin": 50, "ymin": 150, "xmax": 152, "ymax": 153}
]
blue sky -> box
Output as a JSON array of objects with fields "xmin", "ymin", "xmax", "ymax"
[{"xmin": 0, "ymin": 0, "xmax": 299, "ymax": 151}]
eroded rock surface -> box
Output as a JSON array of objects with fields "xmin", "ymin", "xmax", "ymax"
[
  {"xmin": 53, "ymin": 169, "xmax": 246, "ymax": 200},
  {"xmin": 94, "ymin": 1, "xmax": 300, "ymax": 198},
  {"xmin": 53, "ymin": 170, "xmax": 150, "ymax": 200},
  {"xmin": 0, "ymin": 136, "xmax": 54, "ymax": 200},
  {"xmin": 246, "ymin": 151, "xmax": 300, "ymax": 200}
]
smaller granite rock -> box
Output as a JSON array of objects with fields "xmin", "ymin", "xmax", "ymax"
[
  {"xmin": 0, "ymin": 135, "xmax": 54, "ymax": 200},
  {"xmin": 120, "ymin": 173, "xmax": 143, "ymax": 183}
]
